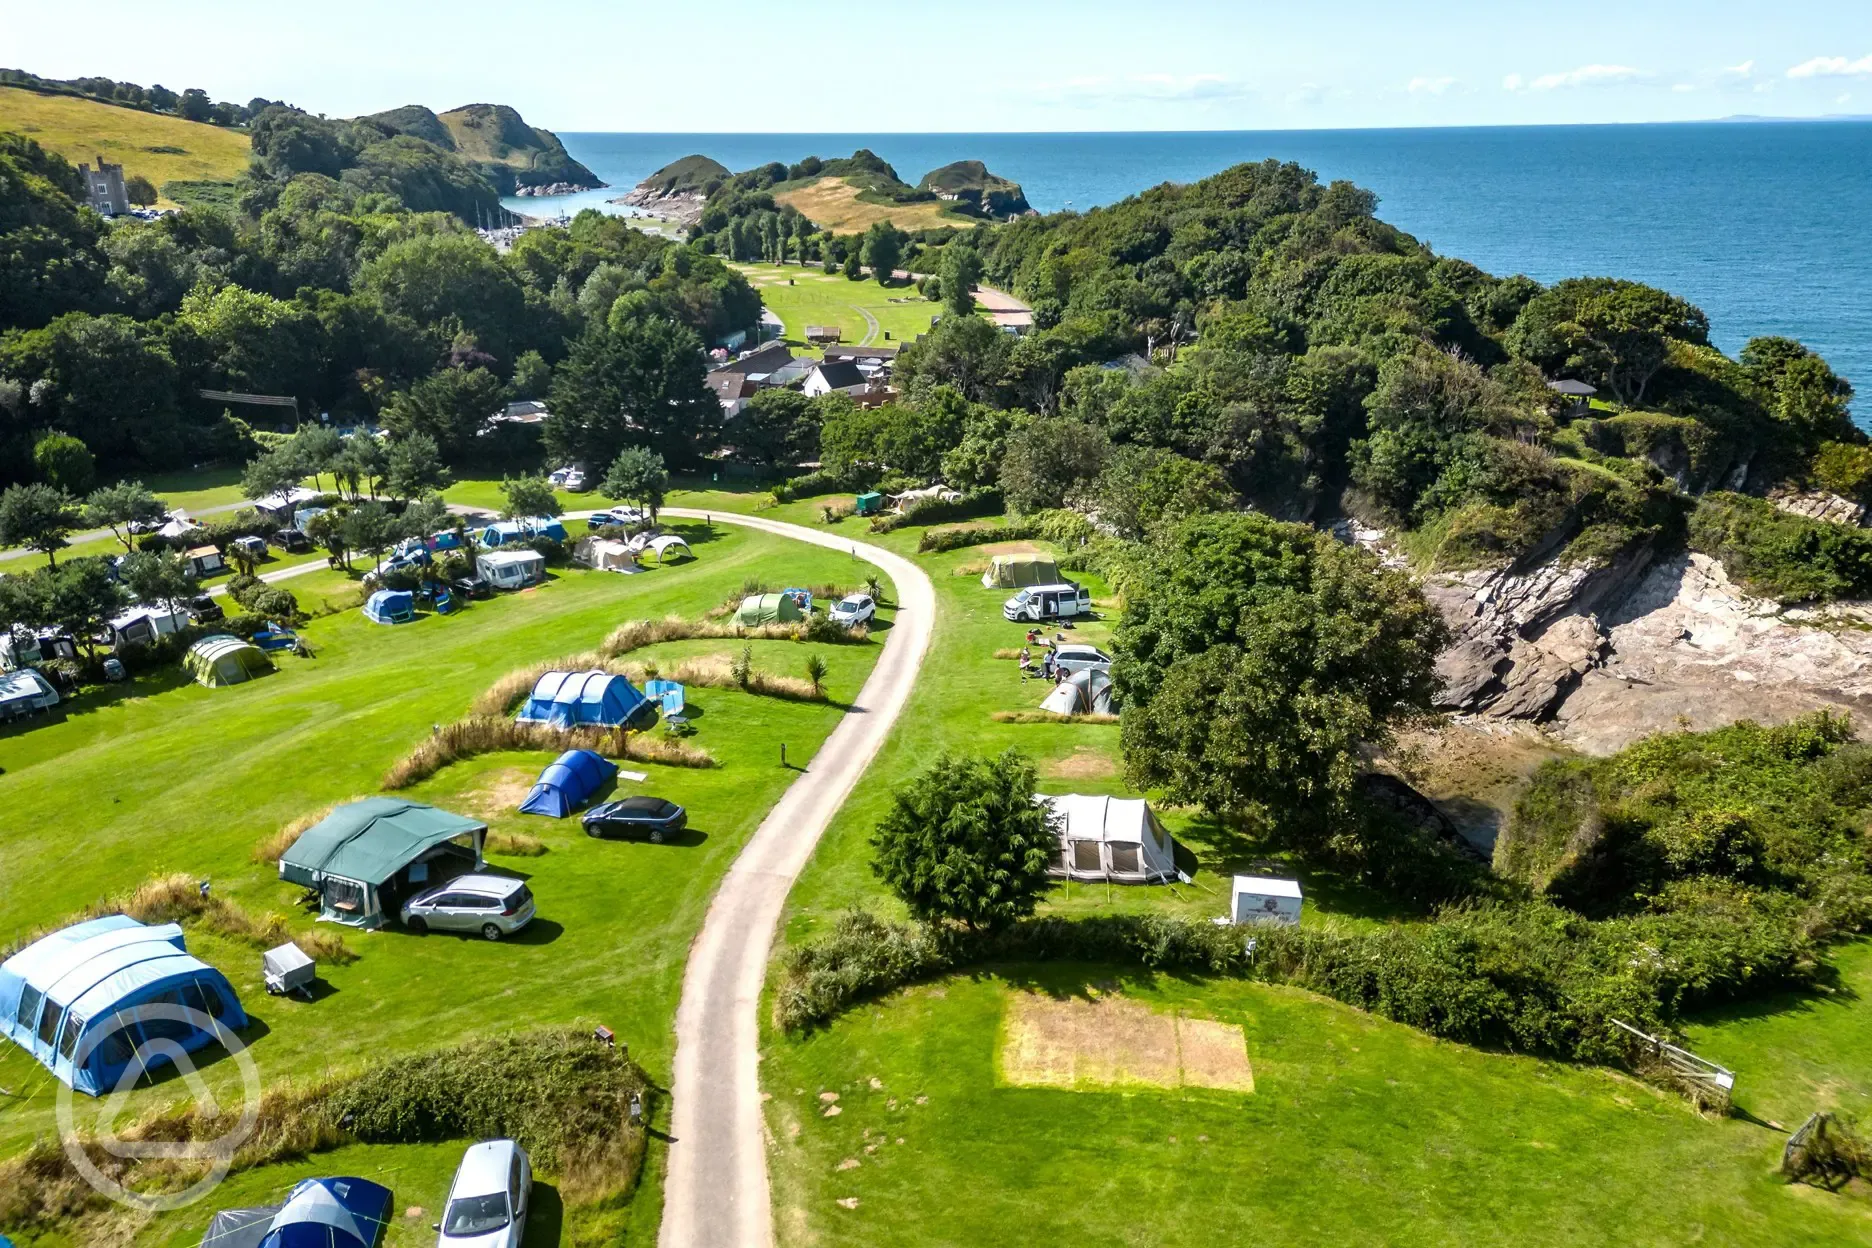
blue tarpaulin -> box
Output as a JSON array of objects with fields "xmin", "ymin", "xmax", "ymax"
[
  {"xmin": 516, "ymin": 670, "xmax": 648, "ymax": 728},
  {"xmin": 199, "ymin": 1175, "xmax": 394, "ymax": 1248},
  {"xmin": 644, "ymin": 679, "xmax": 685, "ymax": 714},
  {"xmin": 519, "ymin": 748, "xmax": 618, "ymax": 817},
  {"xmin": 0, "ymin": 916, "xmax": 247, "ymax": 1097},
  {"xmin": 361, "ymin": 591, "xmax": 413, "ymax": 624}
]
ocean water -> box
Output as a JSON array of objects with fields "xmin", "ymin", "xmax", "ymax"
[{"xmin": 505, "ymin": 124, "xmax": 1872, "ymax": 403}]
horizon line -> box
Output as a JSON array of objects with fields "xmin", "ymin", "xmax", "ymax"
[{"xmin": 551, "ymin": 114, "xmax": 1872, "ymax": 136}]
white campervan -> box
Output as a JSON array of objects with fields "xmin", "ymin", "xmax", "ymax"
[{"xmin": 1002, "ymin": 582, "xmax": 1092, "ymax": 623}]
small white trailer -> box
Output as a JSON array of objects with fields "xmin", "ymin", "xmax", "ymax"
[{"xmin": 1229, "ymin": 875, "xmax": 1303, "ymax": 926}]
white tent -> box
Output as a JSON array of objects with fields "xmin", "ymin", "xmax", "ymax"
[
  {"xmin": 1040, "ymin": 794, "xmax": 1178, "ymax": 884},
  {"xmin": 574, "ymin": 536, "xmax": 638, "ymax": 572},
  {"xmin": 1229, "ymin": 875, "xmax": 1303, "ymax": 926},
  {"xmin": 1040, "ymin": 668, "xmax": 1113, "ymax": 716},
  {"xmin": 0, "ymin": 669, "xmax": 59, "ymax": 720},
  {"xmin": 634, "ymin": 533, "xmax": 692, "ymax": 562}
]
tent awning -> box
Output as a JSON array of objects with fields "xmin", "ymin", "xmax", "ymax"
[{"xmin": 279, "ymin": 799, "xmax": 485, "ymax": 889}]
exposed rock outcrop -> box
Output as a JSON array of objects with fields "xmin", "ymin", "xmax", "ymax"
[
  {"xmin": 1771, "ymin": 490, "xmax": 1869, "ymax": 527},
  {"xmin": 612, "ymin": 155, "xmax": 728, "ymax": 226}
]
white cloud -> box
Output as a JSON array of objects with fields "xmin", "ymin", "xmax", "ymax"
[
  {"xmin": 1788, "ymin": 54, "xmax": 1872, "ymax": 79},
  {"xmin": 1025, "ymin": 72, "xmax": 1254, "ymax": 108},
  {"xmin": 1502, "ymin": 72, "xmax": 1524, "ymax": 91},
  {"xmin": 1529, "ymin": 64, "xmax": 1645, "ymax": 90},
  {"xmin": 1671, "ymin": 83, "xmax": 1695, "ymax": 93},
  {"xmin": 1722, "ymin": 60, "xmax": 1755, "ymax": 78},
  {"xmin": 1407, "ymin": 76, "xmax": 1456, "ymax": 95}
]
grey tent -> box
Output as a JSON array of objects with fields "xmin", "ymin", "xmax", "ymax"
[
  {"xmin": 1040, "ymin": 668, "xmax": 1114, "ymax": 715},
  {"xmin": 278, "ymin": 799, "xmax": 486, "ymax": 929}
]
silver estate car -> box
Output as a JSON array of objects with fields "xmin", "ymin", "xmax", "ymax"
[
  {"xmin": 401, "ymin": 874, "xmax": 536, "ymax": 941},
  {"xmin": 436, "ymin": 1138, "xmax": 532, "ymax": 1247}
]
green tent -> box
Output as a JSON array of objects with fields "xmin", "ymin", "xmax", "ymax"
[
  {"xmin": 980, "ymin": 553, "xmax": 1061, "ymax": 588},
  {"xmin": 279, "ymin": 798, "xmax": 487, "ymax": 929},
  {"xmin": 183, "ymin": 635, "xmax": 272, "ymax": 687},
  {"xmin": 735, "ymin": 592, "xmax": 803, "ymax": 626}
]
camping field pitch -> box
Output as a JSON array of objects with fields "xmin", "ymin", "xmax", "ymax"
[
  {"xmin": 733, "ymin": 264, "xmax": 943, "ymax": 353},
  {"xmin": 0, "ymin": 520, "xmax": 893, "ymax": 1245},
  {"xmin": 0, "ymin": 87, "xmax": 250, "ymax": 205},
  {"xmin": 631, "ymin": 485, "xmax": 1872, "ymax": 1247}
]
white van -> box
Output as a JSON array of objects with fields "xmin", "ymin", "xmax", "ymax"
[{"xmin": 1003, "ymin": 582, "xmax": 1092, "ymax": 623}]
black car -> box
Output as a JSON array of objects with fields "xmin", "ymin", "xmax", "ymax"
[
  {"xmin": 581, "ymin": 797, "xmax": 687, "ymax": 842},
  {"xmin": 273, "ymin": 528, "xmax": 313, "ymax": 553},
  {"xmin": 452, "ymin": 574, "xmax": 494, "ymax": 600},
  {"xmin": 186, "ymin": 594, "xmax": 224, "ymax": 623}
]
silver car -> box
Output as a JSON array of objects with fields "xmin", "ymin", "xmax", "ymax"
[
  {"xmin": 436, "ymin": 1138, "xmax": 532, "ymax": 1247},
  {"xmin": 402, "ymin": 874, "xmax": 536, "ymax": 941}
]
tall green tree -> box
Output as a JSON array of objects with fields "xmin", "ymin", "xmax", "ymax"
[
  {"xmin": 290, "ymin": 425, "xmax": 344, "ymax": 494},
  {"xmin": 601, "ymin": 446, "xmax": 670, "ymax": 523},
  {"xmin": 545, "ymin": 318, "xmax": 718, "ymax": 469},
  {"xmin": 44, "ymin": 557, "xmax": 128, "ymax": 658},
  {"xmin": 940, "ymin": 243, "xmax": 983, "ymax": 317},
  {"xmin": 384, "ymin": 432, "xmax": 451, "ymax": 501},
  {"xmin": 999, "ymin": 416, "xmax": 1110, "ymax": 514},
  {"xmin": 1113, "ymin": 512, "xmax": 1448, "ymax": 827},
  {"xmin": 340, "ymin": 501, "xmax": 394, "ymax": 572},
  {"xmin": 870, "ymin": 749, "xmax": 1058, "ymax": 930},
  {"xmin": 381, "ymin": 367, "xmax": 506, "ymax": 464},
  {"xmin": 500, "ymin": 476, "xmax": 558, "ymax": 521},
  {"xmin": 119, "ymin": 550, "xmax": 197, "ymax": 612},
  {"xmin": 84, "ymin": 480, "xmax": 167, "ymax": 551},
  {"xmin": 862, "ymin": 221, "xmax": 903, "ymax": 286},
  {"xmin": 0, "ymin": 483, "xmax": 79, "ymax": 567}
]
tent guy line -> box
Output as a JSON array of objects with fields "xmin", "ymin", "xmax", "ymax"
[{"xmin": 656, "ymin": 509, "xmax": 936, "ymax": 1248}]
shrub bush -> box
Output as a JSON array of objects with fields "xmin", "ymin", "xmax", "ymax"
[
  {"xmin": 245, "ymin": 587, "xmax": 299, "ymax": 620},
  {"xmin": 1688, "ymin": 492, "xmax": 1872, "ymax": 602},
  {"xmin": 868, "ymin": 489, "xmax": 1004, "ymax": 534}
]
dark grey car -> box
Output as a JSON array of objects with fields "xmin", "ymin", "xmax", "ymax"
[{"xmin": 581, "ymin": 797, "xmax": 687, "ymax": 842}]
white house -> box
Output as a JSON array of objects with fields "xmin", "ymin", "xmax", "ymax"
[{"xmin": 801, "ymin": 360, "xmax": 869, "ymax": 398}]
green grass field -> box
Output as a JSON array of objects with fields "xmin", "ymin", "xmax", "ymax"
[
  {"xmin": 772, "ymin": 177, "xmax": 967, "ymax": 235},
  {"xmin": 734, "ymin": 264, "xmax": 942, "ymax": 354},
  {"xmin": 0, "ymin": 519, "xmax": 893, "ymax": 1246},
  {"xmin": 0, "ymin": 88, "xmax": 249, "ymax": 206}
]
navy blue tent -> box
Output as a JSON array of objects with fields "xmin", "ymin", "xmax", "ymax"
[
  {"xmin": 0, "ymin": 916, "xmax": 246, "ymax": 1097},
  {"xmin": 200, "ymin": 1176, "xmax": 393, "ymax": 1248},
  {"xmin": 520, "ymin": 748, "xmax": 618, "ymax": 817},
  {"xmin": 516, "ymin": 670, "xmax": 649, "ymax": 728}
]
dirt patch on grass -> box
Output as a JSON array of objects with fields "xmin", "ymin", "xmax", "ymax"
[
  {"xmin": 1043, "ymin": 747, "xmax": 1118, "ymax": 780},
  {"xmin": 980, "ymin": 541, "xmax": 1044, "ymax": 555},
  {"xmin": 999, "ymin": 992, "xmax": 1253, "ymax": 1093},
  {"xmin": 464, "ymin": 768, "xmax": 536, "ymax": 818}
]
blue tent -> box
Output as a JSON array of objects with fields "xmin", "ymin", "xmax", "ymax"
[
  {"xmin": 200, "ymin": 1175, "xmax": 393, "ymax": 1248},
  {"xmin": 0, "ymin": 916, "xmax": 247, "ymax": 1097},
  {"xmin": 516, "ymin": 670, "xmax": 649, "ymax": 728},
  {"xmin": 361, "ymin": 590, "xmax": 413, "ymax": 625},
  {"xmin": 644, "ymin": 679, "xmax": 685, "ymax": 714},
  {"xmin": 520, "ymin": 748, "xmax": 618, "ymax": 817}
]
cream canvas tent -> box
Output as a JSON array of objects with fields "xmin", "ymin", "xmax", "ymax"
[
  {"xmin": 1040, "ymin": 794, "xmax": 1179, "ymax": 884},
  {"xmin": 574, "ymin": 536, "xmax": 638, "ymax": 572},
  {"xmin": 981, "ymin": 553, "xmax": 1060, "ymax": 589},
  {"xmin": 184, "ymin": 636, "xmax": 272, "ymax": 687},
  {"xmin": 629, "ymin": 533, "xmax": 692, "ymax": 563}
]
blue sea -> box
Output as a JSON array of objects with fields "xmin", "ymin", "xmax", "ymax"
[{"xmin": 505, "ymin": 124, "xmax": 1872, "ymax": 403}]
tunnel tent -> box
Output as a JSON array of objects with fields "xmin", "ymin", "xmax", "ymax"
[
  {"xmin": 517, "ymin": 670, "xmax": 650, "ymax": 728},
  {"xmin": 519, "ymin": 748, "xmax": 619, "ymax": 817},
  {"xmin": 1040, "ymin": 668, "xmax": 1114, "ymax": 716},
  {"xmin": 981, "ymin": 553, "xmax": 1059, "ymax": 589},
  {"xmin": 1040, "ymin": 794, "xmax": 1179, "ymax": 884},
  {"xmin": 184, "ymin": 635, "xmax": 272, "ymax": 687},
  {"xmin": 279, "ymin": 798, "xmax": 487, "ymax": 929},
  {"xmin": 361, "ymin": 590, "xmax": 414, "ymax": 625},
  {"xmin": 734, "ymin": 592, "xmax": 802, "ymax": 626},
  {"xmin": 199, "ymin": 1175, "xmax": 394, "ymax": 1248},
  {"xmin": 0, "ymin": 915, "xmax": 247, "ymax": 1097}
]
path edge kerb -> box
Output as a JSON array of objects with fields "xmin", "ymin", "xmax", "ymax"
[{"xmin": 657, "ymin": 508, "xmax": 936, "ymax": 1248}]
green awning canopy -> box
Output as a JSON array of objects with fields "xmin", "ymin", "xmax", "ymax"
[{"xmin": 279, "ymin": 798, "xmax": 486, "ymax": 888}]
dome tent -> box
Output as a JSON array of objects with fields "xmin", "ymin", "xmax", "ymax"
[
  {"xmin": 0, "ymin": 915, "xmax": 247, "ymax": 1097},
  {"xmin": 362, "ymin": 590, "xmax": 414, "ymax": 625},
  {"xmin": 184, "ymin": 635, "xmax": 273, "ymax": 687},
  {"xmin": 520, "ymin": 748, "xmax": 618, "ymax": 817},
  {"xmin": 199, "ymin": 1175, "xmax": 394, "ymax": 1248},
  {"xmin": 517, "ymin": 670, "xmax": 650, "ymax": 728},
  {"xmin": 734, "ymin": 593, "xmax": 802, "ymax": 626}
]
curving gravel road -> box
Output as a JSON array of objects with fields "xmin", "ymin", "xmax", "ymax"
[{"xmin": 656, "ymin": 509, "xmax": 935, "ymax": 1248}]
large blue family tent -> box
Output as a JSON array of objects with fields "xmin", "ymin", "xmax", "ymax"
[
  {"xmin": 0, "ymin": 916, "xmax": 247, "ymax": 1097},
  {"xmin": 516, "ymin": 670, "xmax": 649, "ymax": 729},
  {"xmin": 200, "ymin": 1175, "xmax": 394, "ymax": 1248},
  {"xmin": 361, "ymin": 590, "xmax": 413, "ymax": 625},
  {"xmin": 519, "ymin": 748, "xmax": 618, "ymax": 817}
]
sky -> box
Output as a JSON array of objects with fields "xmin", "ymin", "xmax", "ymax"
[{"xmin": 4, "ymin": 0, "xmax": 1872, "ymax": 132}]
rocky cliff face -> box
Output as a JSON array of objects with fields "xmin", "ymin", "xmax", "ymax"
[{"xmin": 1421, "ymin": 543, "xmax": 1872, "ymax": 755}]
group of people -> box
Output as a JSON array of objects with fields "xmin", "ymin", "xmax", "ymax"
[{"xmin": 1017, "ymin": 629, "xmax": 1073, "ymax": 682}]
